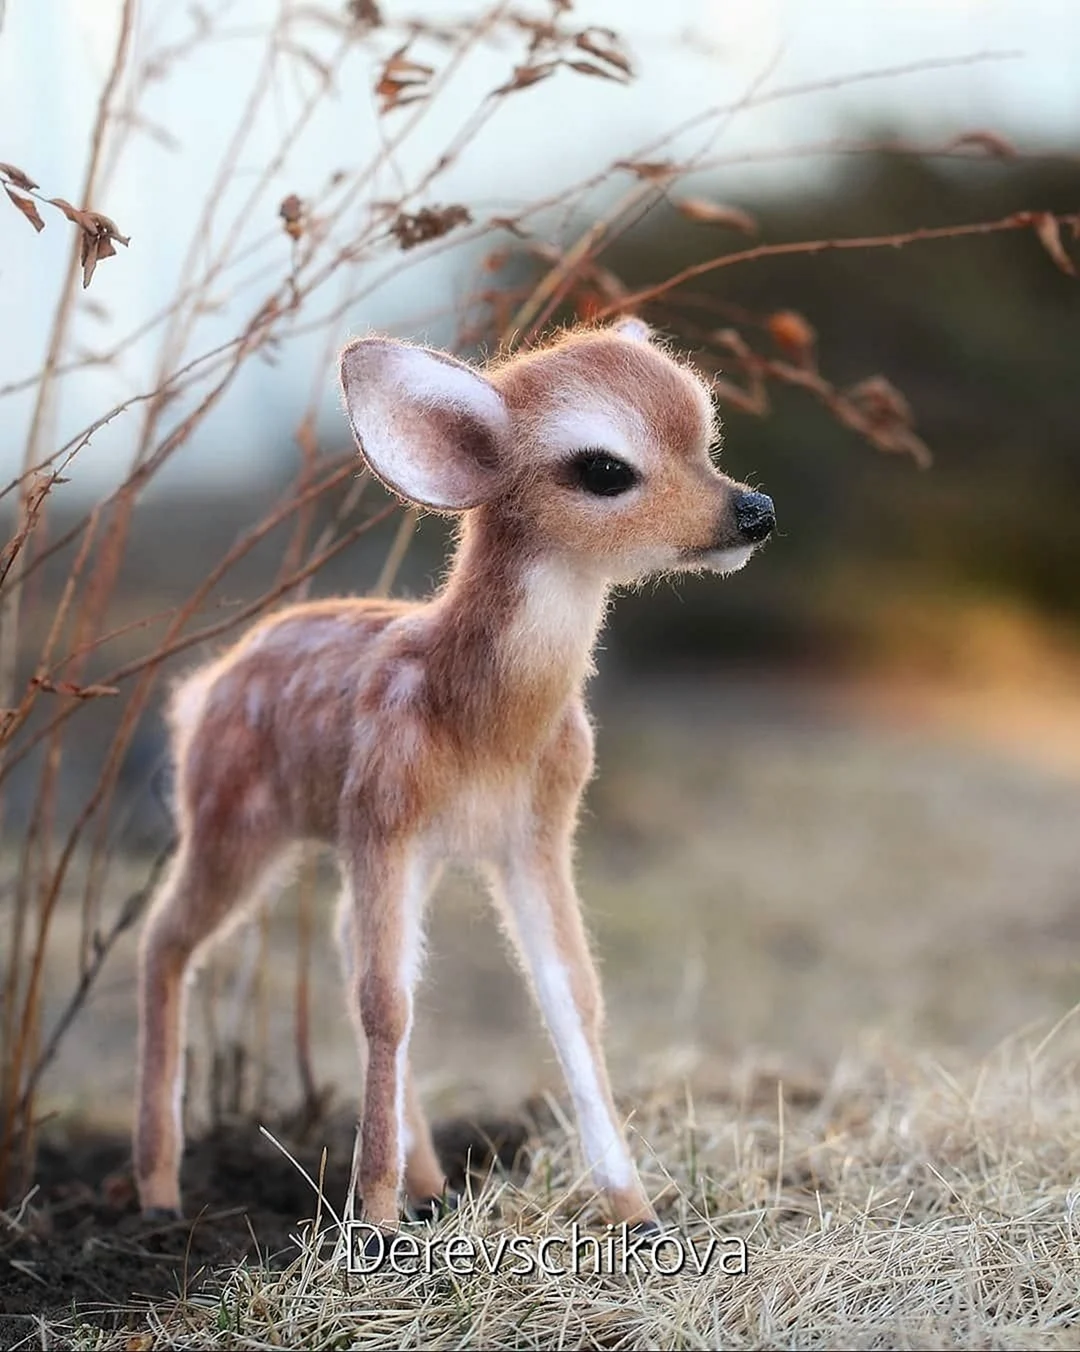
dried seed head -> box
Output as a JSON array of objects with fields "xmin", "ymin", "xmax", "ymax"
[
  {"xmin": 280, "ymin": 193, "xmax": 305, "ymax": 241},
  {"xmin": 390, "ymin": 205, "xmax": 471, "ymax": 251}
]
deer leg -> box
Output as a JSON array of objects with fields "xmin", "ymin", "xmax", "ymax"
[
  {"xmin": 486, "ymin": 844, "xmax": 655, "ymax": 1227},
  {"xmin": 134, "ymin": 826, "xmax": 289, "ymax": 1217},
  {"xmin": 342, "ymin": 840, "xmax": 434, "ymax": 1230},
  {"xmin": 334, "ymin": 879, "xmax": 448, "ymax": 1210}
]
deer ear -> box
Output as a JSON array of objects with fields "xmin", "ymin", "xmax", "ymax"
[{"xmin": 338, "ymin": 338, "xmax": 509, "ymax": 511}]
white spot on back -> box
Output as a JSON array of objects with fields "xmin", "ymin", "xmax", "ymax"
[
  {"xmin": 245, "ymin": 681, "xmax": 265, "ymax": 726},
  {"xmin": 384, "ymin": 660, "xmax": 424, "ymax": 709}
]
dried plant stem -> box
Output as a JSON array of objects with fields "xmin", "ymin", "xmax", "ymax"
[
  {"xmin": 604, "ymin": 210, "xmax": 1080, "ymax": 317},
  {"xmin": 371, "ymin": 508, "xmax": 418, "ymax": 599},
  {"xmin": 0, "ymin": 0, "xmax": 136, "ymax": 720},
  {"xmin": 0, "ymin": 0, "xmax": 137, "ymax": 1200}
]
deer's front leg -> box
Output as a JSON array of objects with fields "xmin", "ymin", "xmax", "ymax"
[
  {"xmin": 488, "ymin": 842, "xmax": 655, "ymax": 1227},
  {"xmin": 346, "ymin": 839, "xmax": 433, "ymax": 1230}
]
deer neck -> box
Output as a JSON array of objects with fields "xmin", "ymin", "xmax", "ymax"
[{"xmin": 426, "ymin": 508, "xmax": 609, "ymax": 751}]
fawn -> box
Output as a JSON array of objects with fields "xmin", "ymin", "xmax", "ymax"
[{"xmin": 133, "ymin": 318, "xmax": 775, "ymax": 1234}]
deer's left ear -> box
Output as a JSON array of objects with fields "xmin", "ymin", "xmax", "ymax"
[
  {"xmin": 339, "ymin": 338, "xmax": 509, "ymax": 511},
  {"xmin": 612, "ymin": 317, "xmax": 652, "ymax": 344}
]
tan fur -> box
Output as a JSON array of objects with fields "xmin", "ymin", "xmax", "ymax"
[{"xmin": 133, "ymin": 321, "xmax": 772, "ymax": 1231}]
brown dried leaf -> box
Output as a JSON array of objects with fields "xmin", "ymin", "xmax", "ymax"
[
  {"xmin": 81, "ymin": 235, "xmax": 102, "ymax": 289},
  {"xmin": 493, "ymin": 62, "xmax": 557, "ymax": 95},
  {"xmin": 565, "ymin": 59, "xmax": 626, "ymax": 82},
  {"xmin": 0, "ymin": 161, "xmax": 39, "ymax": 191},
  {"xmin": 83, "ymin": 211, "xmax": 130, "ymax": 247},
  {"xmin": 1032, "ymin": 212, "xmax": 1076, "ymax": 277},
  {"xmin": 280, "ymin": 192, "xmax": 305, "ymax": 240},
  {"xmin": 390, "ymin": 203, "xmax": 471, "ymax": 250},
  {"xmin": 346, "ymin": 0, "xmax": 383, "ymax": 24},
  {"xmin": 67, "ymin": 209, "xmax": 130, "ymax": 288},
  {"xmin": 489, "ymin": 215, "xmax": 529, "ymax": 238},
  {"xmin": 375, "ymin": 47, "xmax": 434, "ymax": 110},
  {"xmin": 767, "ymin": 310, "xmax": 817, "ymax": 365},
  {"xmin": 5, "ymin": 187, "xmax": 45, "ymax": 232},
  {"xmin": 676, "ymin": 198, "xmax": 758, "ymax": 234},
  {"xmin": 382, "ymin": 52, "xmax": 434, "ymax": 81},
  {"xmin": 380, "ymin": 90, "xmax": 429, "ymax": 112},
  {"xmin": 615, "ymin": 158, "xmax": 678, "ymax": 182},
  {"xmin": 844, "ymin": 375, "xmax": 914, "ymax": 428},
  {"xmin": 49, "ymin": 196, "xmax": 92, "ymax": 228},
  {"xmin": 575, "ymin": 28, "xmax": 632, "ymax": 76}
]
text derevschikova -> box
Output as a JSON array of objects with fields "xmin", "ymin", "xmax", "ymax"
[{"xmin": 345, "ymin": 1222, "xmax": 749, "ymax": 1278}]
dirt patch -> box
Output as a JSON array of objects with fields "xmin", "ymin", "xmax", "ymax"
[{"xmin": 0, "ymin": 1109, "xmax": 530, "ymax": 1345}]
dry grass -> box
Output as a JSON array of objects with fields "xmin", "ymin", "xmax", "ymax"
[{"xmin": 36, "ymin": 1023, "xmax": 1080, "ymax": 1350}]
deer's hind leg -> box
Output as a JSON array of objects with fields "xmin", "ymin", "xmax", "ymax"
[{"xmin": 134, "ymin": 779, "xmax": 292, "ymax": 1218}]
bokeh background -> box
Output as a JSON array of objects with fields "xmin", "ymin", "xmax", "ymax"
[{"xmin": 1, "ymin": 0, "xmax": 1078, "ymax": 1153}]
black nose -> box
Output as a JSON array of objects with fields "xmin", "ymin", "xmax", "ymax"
[{"xmin": 733, "ymin": 490, "xmax": 775, "ymax": 543}]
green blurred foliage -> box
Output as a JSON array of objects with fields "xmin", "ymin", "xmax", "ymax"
[{"xmin": 587, "ymin": 144, "xmax": 1080, "ymax": 672}]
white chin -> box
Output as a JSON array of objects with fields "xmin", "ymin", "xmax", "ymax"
[{"xmin": 695, "ymin": 545, "xmax": 755, "ymax": 575}]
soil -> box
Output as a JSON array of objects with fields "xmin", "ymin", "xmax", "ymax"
[{"xmin": 0, "ymin": 1108, "xmax": 531, "ymax": 1347}]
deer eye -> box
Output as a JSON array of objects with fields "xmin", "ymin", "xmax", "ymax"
[{"xmin": 568, "ymin": 450, "xmax": 639, "ymax": 497}]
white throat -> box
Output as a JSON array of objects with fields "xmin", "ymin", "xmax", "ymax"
[{"xmin": 504, "ymin": 557, "xmax": 610, "ymax": 684}]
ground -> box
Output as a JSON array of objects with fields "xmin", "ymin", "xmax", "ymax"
[{"xmin": 4, "ymin": 670, "xmax": 1080, "ymax": 1348}]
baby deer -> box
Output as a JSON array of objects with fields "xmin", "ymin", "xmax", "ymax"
[{"xmin": 134, "ymin": 318, "xmax": 775, "ymax": 1234}]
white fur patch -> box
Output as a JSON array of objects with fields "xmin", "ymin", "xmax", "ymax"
[
  {"xmin": 392, "ymin": 850, "xmax": 431, "ymax": 1173},
  {"xmin": 384, "ymin": 660, "xmax": 424, "ymax": 708},
  {"xmin": 170, "ymin": 667, "xmax": 217, "ymax": 738},
  {"xmin": 505, "ymin": 558, "xmax": 608, "ymax": 675},
  {"xmin": 243, "ymin": 781, "xmax": 274, "ymax": 825},
  {"xmin": 613, "ymin": 317, "xmax": 651, "ymax": 344},
  {"xmin": 706, "ymin": 544, "xmax": 755, "ymax": 575},
  {"xmin": 244, "ymin": 681, "xmax": 265, "ymax": 727},
  {"xmin": 544, "ymin": 404, "xmax": 647, "ymax": 471}
]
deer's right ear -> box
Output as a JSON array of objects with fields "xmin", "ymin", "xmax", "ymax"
[{"xmin": 338, "ymin": 338, "xmax": 509, "ymax": 511}]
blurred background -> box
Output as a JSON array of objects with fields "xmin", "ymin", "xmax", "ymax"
[{"xmin": 0, "ymin": 0, "xmax": 1078, "ymax": 1177}]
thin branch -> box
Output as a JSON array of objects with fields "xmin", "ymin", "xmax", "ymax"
[{"xmin": 600, "ymin": 211, "xmax": 1080, "ymax": 318}]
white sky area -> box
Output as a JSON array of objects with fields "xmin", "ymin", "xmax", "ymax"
[{"xmin": 0, "ymin": 0, "xmax": 1077, "ymax": 497}]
